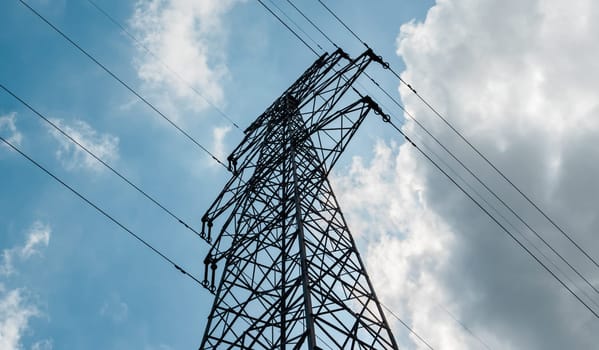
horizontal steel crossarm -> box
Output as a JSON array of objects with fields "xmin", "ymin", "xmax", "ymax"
[{"xmin": 228, "ymin": 49, "xmax": 375, "ymax": 174}]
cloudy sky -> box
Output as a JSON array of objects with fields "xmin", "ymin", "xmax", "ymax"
[{"xmin": 1, "ymin": 0, "xmax": 599, "ymax": 349}]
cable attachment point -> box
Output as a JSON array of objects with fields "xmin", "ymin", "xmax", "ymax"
[
  {"xmin": 210, "ymin": 261, "xmax": 218, "ymax": 292},
  {"xmin": 206, "ymin": 221, "xmax": 213, "ymax": 242},
  {"xmin": 200, "ymin": 216, "xmax": 208, "ymax": 240},
  {"xmin": 362, "ymin": 95, "xmax": 392, "ymax": 122},
  {"xmin": 202, "ymin": 256, "xmax": 211, "ymax": 289},
  {"xmin": 333, "ymin": 47, "xmax": 350, "ymax": 61},
  {"xmin": 227, "ymin": 155, "xmax": 238, "ymax": 175},
  {"xmin": 364, "ymin": 48, "xmax": 389, "ymax": 69}
]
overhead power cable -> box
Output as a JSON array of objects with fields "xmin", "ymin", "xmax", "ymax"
[
  {"xmin": 383, "ymin": 118, "xmax": 599, "ymax": 320},
  {"xmin": 85, "ymin": 0, "xmax": 242, "ymax": 132},
  {"xmin": 314, "ymin": 0, "xmax": 599, "ymax": 270},
  {"xmin": 256, "ymin": 0, "xmax": 319, "ymax": 56},
  {"xmin": 358, "ymin": 72, "xmax": 599, "ymax": 297},
  {"xmin": 0, "ymin": 82, "xmax": 207, "ymax": 243},
  {"xmin": 402, "ymin": 79, "xmax": 599, "ymax": 270},
  {"xmin": 18, "ymin": 0, "xmax": 228, "ymax": 170},
  {"xmin": 352, "ymin": 81, "xmax": 599, "ymax": 310},
  {"xmin": 265, "ymin": 0, "xmax": 324, "ymax": 52},
  {"xmin": 414, "ymin": 122, "xmax": 599, "ymax": 309},
  {"xmin": 380, "ymin": 303, "xmax": 435, "ymax": 350},
  {"xmin": 285, "ymin": 0, "xmax": 338, "ymax": 49},
  {"xmin": 367, "ymin": 88, "xmax": 599, "ymax": 308},
  {"xmin": 0, "ymin": 135, "xmax": 203, "ymax": 287},
  {"xmin": 435, "ymin": 304, "xmax": 493, "ymax": 350},
  {"xmin": 316, "ymin": 0, "xmax": 367, "ymax": 48}
]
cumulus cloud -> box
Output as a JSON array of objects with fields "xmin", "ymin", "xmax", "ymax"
[
  {"xmin": 0, "ymin": 113, "xmax": 23, "ymax": 151},
  {"xmin": 48, "ymin": 119, "xmax": 119, "ymax": 172},
  {"xmin": 0, "ymin": 222, "xmax": 51, "ymax": 350},
  {"xmin": 129, "ymin": 0, "xmax": 240, "ymax": 119},
  {"xmin": 334, "ymin": 0, "xmax": 599, "ymax": 349}
]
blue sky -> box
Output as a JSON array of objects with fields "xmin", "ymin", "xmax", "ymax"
[
  {"xmin": 4, "ymin": 1, "xmax": 599, "ymax": 349},
  {"xmin": 0, "ymin": 1, "xmax": 434, "ymax": 349}
]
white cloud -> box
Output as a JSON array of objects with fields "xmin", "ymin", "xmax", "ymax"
[
  {"xmin": 0, "ymin": 113, "xmax": 23, "ymax": 151},
  {"xmin": 129, "ymin": 0, "xmax": 240, "ymax": 119},
  {"xmin": 0, "ymin": 286, "xmax": 40, "ymax": 350},
  {"xmin": 48, "ymin": 119, "xmax": 119, "ymax": 172},
  {"xmin": 334, "ymin": 0, "xmax": 599, "ymax": 349},
  {"xmin": 0, "ymin": 222, "xmax": 51, "ymax": 350},
  {"xmin": 211, "ymin": 125, "xmax": 231, "ymax": 161},
  {"xmin": 1, "ymin": 222, "xmax": 51, "ymax": 277},
  {"xmin": 20, "ymin": 223, "xmax": 51, "ymax": 260},
  {"xmin": 334, "ymin": 142, "xmax": 473, "ymax": 349}
]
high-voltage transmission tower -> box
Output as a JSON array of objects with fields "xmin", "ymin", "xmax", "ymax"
[{"xmin": 199, "ymin": 48, "xmax": 399, "ymax": 349}]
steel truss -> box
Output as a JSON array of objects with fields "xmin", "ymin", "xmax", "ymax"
[{"xmin": 199, "ymin": 48, "xmax": 399, "ymax": 349}]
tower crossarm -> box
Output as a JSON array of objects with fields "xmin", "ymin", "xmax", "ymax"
[{"xmin": 227, "ymin": 48, "xmax": 379, "ymax": 175}]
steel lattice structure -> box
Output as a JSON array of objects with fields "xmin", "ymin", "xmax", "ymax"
[{"xmin": 199, "ymin": 48, "xmax": 399, "ymax": 349}]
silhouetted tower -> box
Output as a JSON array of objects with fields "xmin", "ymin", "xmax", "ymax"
[{"xmin": 199, "ymin": 48, "xmax": 399, "ymax": 349}]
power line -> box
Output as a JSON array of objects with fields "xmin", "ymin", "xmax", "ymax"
[
  {"xmin": 0, "ymin": 135, "xmax": 204, "ymax": 287},
  {"xmin": 352, "ymin": 85, "xmax": 599, "ymax": 310},
  {"xmin": 436, "ymin": 304, "xmax": 493, "ymax": 350},
  {"xmin": 314, "ymin": 0, "xmax": 599, "ymax": 271},
  {"xmin": 415, "ymin": 125, "xmax": 599, "ymax": 310},
  {"xmin": 0, "ymin": 82, "xmax": 208, "ymax": 244},
  {"xmin": 18, "ymin": 0, "xmax": 228, "ymax": 169},
  {"xmin": 401, "ymin": 80, "xmax": 599, "ymax": 270},
  {"xmin": 374, "ymin": 78, "xmax": 599, "ymax": 313},
  {"xmin": 256, "ymin": 0, "xmax": 319, "ymax": 56},
  {"xmin": 285, "ymin": 0, "xmax": 338, "ymax": 49},
  {"xmin": 316, "ymin": 0, "xmax": 368, "ymax": 49},
  {"xmin": 362, "ymin": 76, "xmax": 599, "ymax": 297},
  {"xmin": 265, "ymin": 0, "xmax": 324, "ymax": 52},
  {"xmin": 383, "ymin": 117, "xmax": 599, "ymax": 320},
  {"xmin": 85, "ymin": 0, "xmax": 242, "ymax": 132},
  {"xmin": 380, "ymin": 302, "xmax": 435, "ymax": 350}
]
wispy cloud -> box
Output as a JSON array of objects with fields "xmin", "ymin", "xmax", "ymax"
[
  {"xmin": 129, "ymin": 0, "xmax": 240, "ymax": 120},
  {"xmin": 0, "ymin": 222, "xmax": 52, "ymax": 350},
  {"xmin": 212, "ymin": 125, "xmax": 231, "ymax": 161},
  {"xmin": 47, "ymin": 119, "xmax": 119, "ymax": 172},
  {"xmin": 0, "ymin": 112, "xmax": 23, "ymax": 151},
  {"xmin": 1, "ymin": 222, "xmax": 51, "ymax": 277}
]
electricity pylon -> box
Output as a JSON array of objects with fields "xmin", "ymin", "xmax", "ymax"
[{"xmin": 199, "ymin": 48, "xmax": 399, "ymax": 349}]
